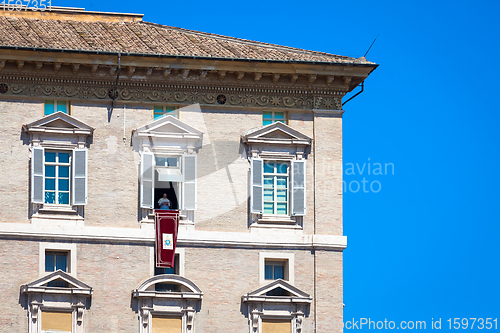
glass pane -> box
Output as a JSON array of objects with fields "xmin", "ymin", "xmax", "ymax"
[
  {"xmin": 45, "ymin": 178, "xmax": 55, "ymax": 191},
  {"xmin": 166, "ymin": 157, "xmax": 178, "ymax": 167},
  {"xmin": 154, "ymin": 105, "xmax": 163, "ymax": 112},
  {"xmin": 264, "ymin": 189, "xmax": 274, "ymax": 201},
  {"xmin": 155, "ymin": 156, "xmax": 166, "ymax": 167},
  {"xmin": 44, "ymin": 100, "xmax": 54, "ymax": 115},
  {"xmin": 56, "ymin": 101, "xmax": 68, "ymax": 113},
  {"xmin": 45, "ymin": 152, "xmax": 56, "ymax": 163},
  {"xmin": 277, "ymin": 120, "xmax": 285, "ymax": 123},
  {"xmin": 45, "ymin": 165, "xmax": 55, "ymax": 177},
  {"xmin": 59, "ymin": 166, "xmax": 70, "ymax": 178},
  {"xmin": 276, "ymin": 177, "xmax": 287, "ymax": 188},
  {"xmin": 263, "ymin": 176, "xmax": 274, "ymax": 187},
  {"xmin": 277, "ymin": 203, "xmax": 287, "ymax": 215},
  {"xmin": 58, "ymin": 179, "xmax": 69, "ymax": 191},
  {"xmin": 263, "ymin": 162, "xmax": 274, "ymax": 173},
  {"xmin": 277, "ymin": 190, "xmax": 287, "ymax": 202},
  {"xmin": 45, "ymin": 254, "xmax": 55, "ymax": 271},
  {"xmin": 262, "ymin": 111, "xmax": 272, "ymax": 119},
  {"xmin": 274, "ymin": 265, "xmax": 284, "ymax": 279},
  {"xmin": 264, "ymin": 202, "xmax": 274, "ymax": 214},
  {"xmin": 58, "ymin": 153, "xmax": 70, "ymax": 163},
  {"xmin": 55, "ymin": 254, "xmax": 67, "ymax": 271},
  {"xmin": 265, "ymin": 265, "xmax": 273, "ymax": 279},
  {"xmin": 263, "ymin": 120, "xmax": 272, "ymax": 126},
  {"xmin": 153, "ymin": 113, "xmax": 163, "ymax": 120},
  {"xmin": 58, "ymin": 192, "xmax": 70, "ymax": 205},
  {"xmin": 274, "ymin": 112, "xmax": 285, "ymax": 119},
  {"xmin": 45, "ymin": 192, "xmax": 55, "ymax": 204},
  {"xmin": 276, "ymin": 163, "xmax": 288, "ymax": 174}
]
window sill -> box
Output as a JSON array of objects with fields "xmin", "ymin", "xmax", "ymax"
[
  {"xmin": 258, "ymin": 216, "xmax": 296, "ymax": 224},
  {"xmin": 32, "ymin": 204, "xmax": 84, "ymax": 223}
]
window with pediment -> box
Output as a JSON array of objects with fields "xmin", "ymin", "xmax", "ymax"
[
  {"xmin": 241, "ymin": 122, "xmax": 311, "ymax": 229},
  {"xmin": 242, "ymin": 279, "xmax": 311, "ymax": 333},
  {"xmin": 23, "ymin": 112, "xmax": 93, "ymax": 222},
  {"xmin": 21, "ymin": 270, "xmax": 93, "ymax": 333},
  {"xmin": 133, "ymin": 115, "xmax": 203, "ymax": 223}
]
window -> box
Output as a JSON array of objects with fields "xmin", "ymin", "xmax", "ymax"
[
  {"xmin": 22, "ymin": 270, "xmax": 92, "ymax": 333},
  {"xmin": 133, "ymin": 274, "xmax": 202, "ymax": 333},
  {"xmin": 39, "ymin": 243, "xmax": 77, "ymax": 278},
  {"xmin": 259, "ymin": 253, "xmax": 294, "ymax": 286},
  {"xmin": 45, "ymin": 251, "xmax": 68, "ymax": 272},
  {"xmin": 44, "ymin": 100, "xmax": 70, "ymax": 115},
  {"xmin": 44, "ymin": 250, "xmax": 70, "ymax": 287},
  {"xmin": 154, "ymin": 254, "xmax": 180, "ymax": 292},
  {"xmin": 242, "ymin": 279, "xmax": 311, "ymax": 333},
  {"xmin": 44, "ymin": 151, "xmax": 71, "ymax": 205},
  {"xmin": 31, "ymin": 147, "xmax": 88, "ymax": 207},
  {"xmin": 262, "ymin": 111, "xmax": 285, "ymax": 126},
  {"xmin": 41, "ymin": 311, "xmax": 72, "ymax": 333},
  {"xmin": 263, "ymin": 162, "xmax": 289, "ymax": 215},
  {"xmin": 153, "ymin": 105, "xmax": 178, "ymax": 120},
  {"xmin": 155, "ymin": 156, "xmax": 179, "ymax": 168},
  {"xmin": 262, "ymin": 319, "xmax": 292, "ymax": 333},
  {"xmin": 152, "ymin": 316, "xmax": 182, "ymax": 333},
  {"xmin": 265, "ymin": 260, "xmax": 285, "ymax": 280}
]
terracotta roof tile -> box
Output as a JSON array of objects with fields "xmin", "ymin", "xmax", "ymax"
[{"xmin": 0, "ymin": 13, "xmax": 374, "ymax": 65}]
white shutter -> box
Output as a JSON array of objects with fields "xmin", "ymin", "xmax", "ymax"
[
  {"xmin": 250, "ymin": 158, "xmax": 263, "ymax": 214},
  {"xmin": 291, "ymin": 160, "xmax": 306, "ymax": 216},
  {"xmin": 182, "ymin": 155, "xmax": 197, "ymax": 210},
  {"xmin": 31, "ymin": 147, "xmax": 44, "ymax": 204},
  {"xmin": 140, "ymin": 151, "xmax": 155, "ymax": 209},
  {"xmin": 72, "ymin": 149, "xmax": 88, "ymax": 205}
]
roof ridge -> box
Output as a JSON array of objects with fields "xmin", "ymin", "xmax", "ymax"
[{"xmin": 139, "ymin": 21, "xmax": 358, "ymax": 61}]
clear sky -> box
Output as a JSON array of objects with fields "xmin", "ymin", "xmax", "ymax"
[{"xmin": 53, "ymin": 0, "xmax": 500, "ymax": 330}]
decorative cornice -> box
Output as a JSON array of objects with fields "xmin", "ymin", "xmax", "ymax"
[{"xmin": 0, "ymin": 75, "xmax": 344, "ymax": 110}]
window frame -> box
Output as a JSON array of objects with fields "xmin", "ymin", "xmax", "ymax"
[
  {"xmin": 43, "ymin": 150, "xmax": 72, "ymax": 206},
  {"xmin": 44, "ymin": 99, "xmax": 71, "ymax": 115},
  {"xmin": 152, "ymin": 105, "xmax": 179, "ymax": 120},
  {"xmin": 259, "ymin": 252, "xmax": 294, "ymax": 286},
  {"xmin": 39, "ymin": 242, "xmax": 77, "ymax": 277},
  {"xmin": 262, "ymin": 111, "xmax": 286, "ymax": 126},
  {"xmin": 263, "ymin": 161, "xmax": 290, "ymax": 216}
]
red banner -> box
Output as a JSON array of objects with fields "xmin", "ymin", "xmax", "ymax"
[{"xmin": 155, "ymin": 210, "xmax": 179, "ymax": 268}]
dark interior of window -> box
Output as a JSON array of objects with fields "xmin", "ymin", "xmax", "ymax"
[{"xmin": 155, "ymin": 186, "xmax": 178, "ymax": 210}]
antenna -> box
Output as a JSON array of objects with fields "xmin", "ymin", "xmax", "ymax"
[{"xmin": 364, "ymin": 34, "xmax": 379, "ymax": 58}]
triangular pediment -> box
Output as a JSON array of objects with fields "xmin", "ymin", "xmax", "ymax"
[
  {"xmin": 241, "ymin": 122, "xmax": 312, "ymax": 146},
  {"xmin": 24, "ymin": 111, "xmax": 94, "ymax": 135},
  {"xmin": 244, "ymin": 279, "xmax": 311, "ymax": 300},
  {"xmin": 21, "ymin": 270, "xmax": 92, "ymax": 295},
  {"xmin": 135, "ymin": 115, "xmax": 203, "ymax": 139}
]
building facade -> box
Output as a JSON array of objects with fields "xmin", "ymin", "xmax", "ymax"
[{"xmin": 0, "ymin": 7, "xmax": 377, "ymax": 333}]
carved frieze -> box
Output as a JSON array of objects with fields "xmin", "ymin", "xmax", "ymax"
[{"xmin": 0, "ymin": 76, "xmax": 344, "ymax": 110}]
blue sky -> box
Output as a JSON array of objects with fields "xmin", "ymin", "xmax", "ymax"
[{"xmin": 55, "ymin": 0, "xmax": 500, "ymax": 329}]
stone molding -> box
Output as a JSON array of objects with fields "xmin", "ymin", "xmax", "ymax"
[
  {"xmin": 133, "ymin": 274, "xmax": 203, "ymax": 333},
  {"xmin": 21, "ymin": 270, "xmax": 92, "ymax": 333},
  {"xmin": 0, "ymin": 74, "xmax": 344, "ymax": 110},
  {"xmin": 0, "ymin": 222, "xmax": 348, "ymax": 250}
]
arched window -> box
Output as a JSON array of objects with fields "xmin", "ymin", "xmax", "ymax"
[{"xmin": 132, "ymin": 275, "xmax": 203, "ymax": 333}]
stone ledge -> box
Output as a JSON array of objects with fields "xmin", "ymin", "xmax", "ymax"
[{"xmin": 0, "ymin": 222, "xmax": 347, "ymax": 250}]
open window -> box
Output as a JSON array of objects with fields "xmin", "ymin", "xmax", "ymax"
[
  {"xmin": 134, "ymin": 115, "xmax": 203, "ymax": 223},
  {"xmin": 21, "ymin": 270, "xmax": 93, "ymax": 333},
  {"xmin": 242, "ymin": 122, "xmax": 311, "ymax": 229},
  {"xmin": 133, "ymin": 275, "xmax": 203, "ymax": 333},
  {"xmin": 24, "ymin": 112, "xmax": 93, "ymax": 222}
]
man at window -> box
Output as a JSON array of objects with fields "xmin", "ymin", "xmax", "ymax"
[{"xmin": 158, "ymin": 193, "xmax": 171, "ymax": 210}]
